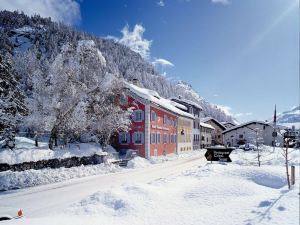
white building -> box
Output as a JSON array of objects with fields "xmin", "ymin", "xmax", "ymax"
[
  {"xmin": 200, "ymin": 122, "xmax": 215, "ymax": 148},
  {"xmin": 223, "ymin": 121, "xmax": 283, "ymax": 147}
]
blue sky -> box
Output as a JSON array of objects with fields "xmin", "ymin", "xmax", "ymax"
[{"xmin": 1, "ymin": 0, "xmax": 299, "ymax": 122}]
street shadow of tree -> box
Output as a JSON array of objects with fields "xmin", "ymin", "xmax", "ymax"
[{"xmin": 244, "ymin": 189, "xmax": 289, "ymax": 225}]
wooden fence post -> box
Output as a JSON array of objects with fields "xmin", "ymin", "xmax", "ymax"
[{"xmin": 291, "ymin": 166, "xmax": 295, "ymax": 186}]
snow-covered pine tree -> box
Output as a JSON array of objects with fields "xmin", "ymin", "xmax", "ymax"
[{"xmin": 0, "ymin": 55, "xmax": 27, "ymax": 148}]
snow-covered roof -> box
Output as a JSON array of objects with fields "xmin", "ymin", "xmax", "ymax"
[
  {"xmin": 222, "ymin": 120, "xmax": 270, "ymax": 134},
  {"xmin": 200, "ymin": 117, "xmax": 226, "ymax": 130},
  {"xmin": 125, "ymin": 82, "xmax": 194, "ymax": 119},
  {"xmin": 169, "ymin": 100, "xmax": 188, "ymax": 110},
  {"xmin": 170, "ymin": 97, "xmax": 202, "ymax": 110},
  {"xmin": 200, "ymin": 122, "xmax": 215, "ymax": 130},
  {"xmin": 221, "ymin": 121, "xmax": 236, "ymax": 126}
]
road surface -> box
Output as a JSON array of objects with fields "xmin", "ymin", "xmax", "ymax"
[{"xmin": 0, "ymin": 155, "xmax": 205, "ymax": 218}]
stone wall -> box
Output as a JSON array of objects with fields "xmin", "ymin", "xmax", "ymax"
[{"xmin": 0, "ymin": 154, "xmax": 105, "ymax": 172}]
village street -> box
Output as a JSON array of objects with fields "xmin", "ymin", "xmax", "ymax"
[{"xmin": 0, "ymin": 154, "xmax": 205, "ymax": 218}]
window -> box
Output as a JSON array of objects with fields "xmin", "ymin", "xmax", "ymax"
[
  {"xmin": 239, "ymin": 134, "xmax": 243, "ymax": 139},
  {"xmin": 164, "ymin": 115, "xmax": 167, "ymax": 124},
  {"xmin": 151, "ymin": 133, "xmax": 156, "ymax": 144},
  {"xmin": 133, "ymin": 110, "xmax": 144, "ymax": 122},
  {"xmin": 133, "ymin": 132, "xmax": 143, "ymax": 144},
  {"xmin": 169, "ymin": 118, "xmax": 173, "ymax": 126},
  {"xmin": 119, "ymin": 132, "xmax": 130, "ymax": 144},
  {"xmin": 156, "ymin": 132, "xmax": 161, "ymax": 144},
  {"xmin": 202, "ymin": 136, "xmax": 204, "ymax": 141},
  {"xmin": 164, "ymin": 133, "xmax": 168, "ymax": 143},
  {"xmin": 170, "ymin": 134, "xmax": 174, "ymax": 143},
  {"xmin": 151, "ymin": 111, "xmax": 156, "ymax": 121}
]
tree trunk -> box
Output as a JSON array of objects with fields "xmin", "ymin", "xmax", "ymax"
[
  {"xmin": 34, "ymin": 134, "xmax": 38, "ymax": 147},
  {"xmin": 49, "ymin": 127, "xmax": 58, "ymax": 150}
]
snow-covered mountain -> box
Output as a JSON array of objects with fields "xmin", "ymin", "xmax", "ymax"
[
  {"xmin": 0, "ymin": 10, "xmax": 234, "ymax": 129},
  {"xmin": 276, "ymin": 106, "xmax": 300, "ymax": 128}
]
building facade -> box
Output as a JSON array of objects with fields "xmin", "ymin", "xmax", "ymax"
[
  {"xmin": 200, "ymin": 122, "xmax": 215, "ymax": 148},
  {"xmin": 177, "ymin": 116, "xmax": 193, "ymax": 153},
  {"xmin": 200, "ymin": 117, "xmax": 226, "ymax": 145},
  {"xmin": 117, "ymin": 82, "xmax": 194, "ymax": 158},
  {"xmin": 170, "ymin": 97, "xmax": 202, "ymax": 150},
  {"xmin": 223, "ymin": 121, "xmax": 283, "ymax": 147}
]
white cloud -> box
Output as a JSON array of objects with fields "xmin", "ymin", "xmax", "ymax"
[
  {"xmin": 216, "ymin": 105, "xmax": 252, "ymax": 118},
  {"xmin": 119, "ymin": 24, "xmax": 152, "ymax": 59},
  {"xmin": 213, "ymin": 94, "xmax": 219, "ymax": 97},
  {"xmin": 157, "ymin": 0, "xmax": 165, "ymax": 7},
  {"xmin": 152, "ymin": 58, "xmax": 174, "ymax": 67},
  {"xmin": 211, "ymin": 0, "xmax": 230, "ymax": 5},
  {"xmin": 235, "ymin": 112, "xmax": 253, "ymax": 117},
  {"xmin": 0, "ymin": 0, "xmax": 81, "ymax": 25}
]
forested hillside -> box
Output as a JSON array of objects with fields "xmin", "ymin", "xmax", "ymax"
[{"xmin": 0, "ymin": 11, "xmax": 234, "ymax": 144}]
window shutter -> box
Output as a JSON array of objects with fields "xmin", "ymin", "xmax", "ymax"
[
  {"xmin": 133, "ymin": 132, "xmax": 136, "ymax": 143},
  {"xmin": 141, "ymin": 111, "xmax": 144, "ymax": 121},
  {"xmin": 141, "ymin": 133, "xmax": 144, "ymax": 144},
  {"xmin": 127, "ymin": 133, "xmax": 131, "ymax": 144}
]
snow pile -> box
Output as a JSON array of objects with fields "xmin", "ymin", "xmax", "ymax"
[
  {"xmin": 0, "ymin": 137, "xmax": 104, "ymax": 165},
  {"xmin": 127, "ymin": 157, "xmax": 152, "ymax": 169},
  {"xmin": 0, "ymin": 163, "xmax": 122, "ymax": 191}
]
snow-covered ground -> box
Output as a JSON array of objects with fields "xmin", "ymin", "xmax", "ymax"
[
  {"xmin": 0, "ymin": 137, "xmax": 105, "ymax": 165},
  {"xmin": 0, "ymin": 146, "xmax": 299, "ymax": 225}
]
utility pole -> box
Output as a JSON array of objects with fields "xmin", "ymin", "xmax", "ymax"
[
  {"xmin": 273, "ymin": 105, "xmax": 277, "ymax": 153},
  {"xmin": 255, "ymin": 128, "xmax": 260, "ymax": 167}
]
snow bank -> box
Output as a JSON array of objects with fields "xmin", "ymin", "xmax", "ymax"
[
  {"xmin": 0, "ymin": 137, "xmax": 104, "ymax": 165},
  {"xmin": 0, "ymin": 163, "xmax": 122, "ymax": 191},
  {"xmin": 126, "ymin": 157, "xmax": 152, "ymax": 169}
]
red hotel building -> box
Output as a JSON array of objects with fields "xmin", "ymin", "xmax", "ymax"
[{"xmin": 118, "ymin": 81, "xmax": 194, "ymax": 158}]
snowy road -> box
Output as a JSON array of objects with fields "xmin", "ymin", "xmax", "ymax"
[{"xmin": 0, "ymin": 155, "xmax": 205, "ymax": 218}]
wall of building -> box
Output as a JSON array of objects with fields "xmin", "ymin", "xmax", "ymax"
[
  {"xmin": 118, "ymin": 95, "xmax": 146, "ymax": 157},
  {"xmin": 149, "ymin": 105, "xmax": 177, "ymax": 157},
  {"xmin": 206, "ymin": 120, "xmax": 224, "ymax": 145},
  {"xmin": 223, "ymin": 123, "xmax": 283, "ymax": 147},
  {"xmin": 200, "ymin": 126, "xmax": 213, "ymax": 148},
  {"xmin": 177, "ymin": 117, "xmax": 193, "ymax": 153}
]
